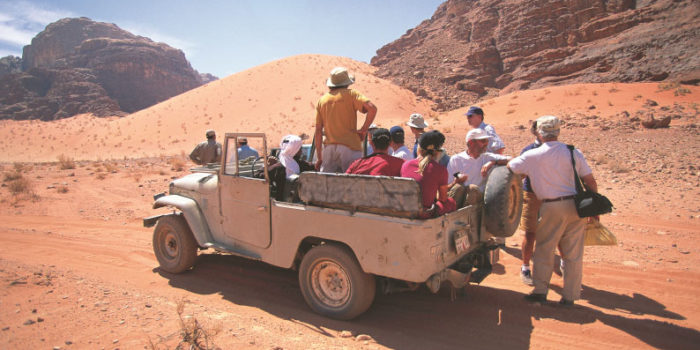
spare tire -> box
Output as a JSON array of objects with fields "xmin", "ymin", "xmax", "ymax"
[{"xmin": 483, "ymin": 166, "xmax": 523, "ymax": 238}]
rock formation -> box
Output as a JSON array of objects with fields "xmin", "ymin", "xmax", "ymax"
[
  {"xmin": 371, "ymin": 0, "xmax": 700, "ymax": 111},
  {"xmin": 0, "ymin": 17, "xmax": 214, "ymax": 120}
]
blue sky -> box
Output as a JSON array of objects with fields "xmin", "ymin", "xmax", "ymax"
[{"xmin": 0, "ymin": 0, "xmax": 444, "ymax": 78}]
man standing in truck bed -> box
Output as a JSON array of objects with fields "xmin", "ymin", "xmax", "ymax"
[{"xmin": 314, "ymin": 67, "xmax": 377, "ymax": 172}]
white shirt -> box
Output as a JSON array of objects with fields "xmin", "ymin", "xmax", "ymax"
[
  {"xmin": 508, "ymin": 141, "xmax": 592, "ymax": 200},
  {"xmin": 447, "ymin": 151, "xmax": 509, "ymax": 190},
  {"xmin": 478, "ymin": 122, "xmax": 505, "ymax": 153},
  {"xmin": 392, "ymin": 145, "xmax": 414, "ymax": 161}
]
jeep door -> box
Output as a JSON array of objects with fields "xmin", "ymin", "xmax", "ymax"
[{"xmin": 218, "ymin": 133, "xmax": 271, "ymax": 248}]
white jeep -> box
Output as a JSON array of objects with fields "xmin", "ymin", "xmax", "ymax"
[{"xmin": 144, "ymin": 133, "xmax": 522, "ymax": 320}]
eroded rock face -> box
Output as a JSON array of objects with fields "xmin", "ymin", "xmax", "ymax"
[
  {"xmin": 0, "ymin": 17, "xmax": 209, "ymax": 120},
  {"xmin": 371, "ymin": 0, "xmax": 700, "ymax": 111}
]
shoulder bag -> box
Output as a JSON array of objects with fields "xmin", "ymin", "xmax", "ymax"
[{"xmin": 567, "ymin": 145, "xmax": 613, "ymax": 217}]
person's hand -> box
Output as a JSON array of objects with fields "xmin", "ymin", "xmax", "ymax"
[
  {"xmin": 455, "ymin": 174, "xmax": 468, "ymax": 184},
  {"xmin": 587, "ymin": 216, "xmax": 600, "ymax": 223},
  {"xmin": 357, "ymin": 128, "xmax": 368, "ymax": 140},
  {"xmin": 314, "ymin": 159, "xmax": 322, "ymax": 171},
  {"xmin": 481, "ymin": 161, "xmax": 495, "ymax": 177}
]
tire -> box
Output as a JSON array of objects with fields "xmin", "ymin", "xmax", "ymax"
[
  {"xmin": 298, "ymin": 244, "xmax": 376, "ymax": 320},
  {"xmin": 483, "ymin": 166, "xmax": 523, "ymax": 238},
  {"xmin": 152, "ymin": 214, "xmax": 198, "ymax": 273}
]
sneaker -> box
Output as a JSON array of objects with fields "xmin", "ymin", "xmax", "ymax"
[
  {"xmin": 559, "ymin": 298, "xmax": 574, "ymax": 307},
  {"xmin": 520, "ymin": 269, "xmax": 534, "ymax": 286},
  {"xmin": 524, "ymin": 293, "xmax": 547, "ymax": 303}
]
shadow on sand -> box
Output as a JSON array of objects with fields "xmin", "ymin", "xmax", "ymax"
[{"xmin": 157, "ymin": 253, "xmax": 699, "ymax": 349}]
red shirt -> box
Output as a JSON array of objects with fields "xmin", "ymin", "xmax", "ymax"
[
  {"xmin": 400, "ymin": 158, "xmax": 448, "ymax": 209},
  {"xmin": 345, "ymin": 153, "xmax": 405, "ymax": 176}
]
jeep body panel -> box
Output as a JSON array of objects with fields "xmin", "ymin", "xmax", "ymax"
[
  {"xmin": 267, "ymin": 201, "xmax": 484, "ymax": 283},
  {"xmin": 152, "ymin": 194, "xmax": 213, "ymax": 246}
]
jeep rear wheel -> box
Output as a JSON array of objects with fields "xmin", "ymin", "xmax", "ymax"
[
  {"xmin": 299, "ymin": 244, "xmax": 375, "ymax": 320},
  {"xmin": 153, "ymin": 215, "xmax": 198, "ymax": 273}
]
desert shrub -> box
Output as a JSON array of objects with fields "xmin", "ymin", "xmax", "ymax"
[
  {"xmin": 657, "ymin": 82, "xmax": 692, "ymax": 96},
  {"xmin": 3, "ymin": 171, "xmax": 22, "ymax": 182},
  {"xmin": 57, "ymin": 185, "xmax": 69, "ymax": 193},
  {"xmin": 96, "ymin": 172, "xmax": 107, "ymax": 180},
  {"xmin": 57, "ymin": 154, "xmax": 76, "ymax": 170},
  {"xmin": 609, "ymin": 162, "xmax": 631, "ymax": 174},
  {"xmin": 148, "ymin": 299, "xmax": 219, "ymax": 350},
  {"xmin": 103, "ymin": 162, "xmax": 118, "ymax": 173},
  {"xmin": 8, "ymin": 176, "xmax": 31, "ymax": 195},
  {"xmin": 13, "ymin": 162, "xmax": 26, "ymax": 172},
  {"xmin": 170, "ymin": 158, "xmax": 186, "ymax": 172}
]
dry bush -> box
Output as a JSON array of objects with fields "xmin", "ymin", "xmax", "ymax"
[
  {"xmin": 57, "ymin": 185, "xmax": 69, "ymax": 193},
  {"xmin": 170, "ymin": 157, "xmax": 186, "ymax": 171},
  {"xmin": 609, "ymin": 162, "xmax": 631, "ymax": 174},
  {"xmin": 58, "ymin": 154, "xmax": 76, "ymax": 170},
  {"xmin": 657, "ymin": 82, "xmax": 692, "ymax": 96},
  {"xmin": 96, "ymin": 172, "xmax": 107, "ymax": 180},
  {"xmin": 148, "ymin": 299, "xmax": 219, "ymax": 350},
  {"xmin": 8, "ymin": 176, "xmax": 31, "ymax": 195},
  {"xmin": 4, "ymin": 171, "xmax": 22, "ymax": 182},
  {"xmin": 103, "ymin": 162, "xmax": 119, "ymax": 173}
]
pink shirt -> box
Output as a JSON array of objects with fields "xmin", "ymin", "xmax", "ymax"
[{"xmin": 400, "ymin": 158, "xmax": 448, "ymax": 209}]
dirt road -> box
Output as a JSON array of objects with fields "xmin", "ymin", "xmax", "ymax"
[{"xmin": 1, "ymin": 211, "xmax": 699, "ymax": 349}]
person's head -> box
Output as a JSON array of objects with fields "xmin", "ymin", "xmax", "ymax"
[
  {"xmin": 465, "ymin": 106, "xmax": 484, "ymax": 128},
  {"xmin": 417, "ymin": 130, "xmax": 445, "ymax": 174},
  {"xmin": 466, "ymin": 128, "xmax": 491, "ymax": 157},
  {"xmin": 280, "ymin": 134, "xmax": 302, "ymax": 158},
  {"xmin": 406, "ymin": 113, "xmax": 428, "ymax": 138},
  {"xmin": 327, "ymin": 67, "xmax": 354, "ymax": 89},
  {"xmin": 530, "ymin": 120, "xmax": 543, "ymax": 142},
  {"xmin": 370, "ymin": 128, "xmax": 391, "ymax": 153},
  {"xmin": 536, "ymin": 115, "xmax": 561, "ymax": 141},
  {"xmin": 389, "ymin": 126, "xmax": 405, "ymax": 146},
  {"xmin": 238, "ymin": 137, "xmax": 247, "ymax": 146},
  {"xmin": 206, "ymin": 129, "xmax": 216, "ymax": 140}
]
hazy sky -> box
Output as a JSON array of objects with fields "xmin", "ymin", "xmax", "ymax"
[{"xmin": 0, "ymin": 0, "xmax": 444, "ymax": 78}]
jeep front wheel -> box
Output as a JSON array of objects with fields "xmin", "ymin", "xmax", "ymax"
[
  {"xmin": 298, "ymin": 244, "xmax": 375, "ymax": 320},
  {"xmin": 153, "ymin": 214, "xmax": 198, "ymax": 273}
]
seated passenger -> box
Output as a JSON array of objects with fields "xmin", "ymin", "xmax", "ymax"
[
  {"xmin": 279, "ymin": 134, "xmax": 304, "ymax": 179},
  {"xmin": 400, "ymin": 130, "xmax": 467, "ymax": 218},
  {"xmin": 346, "ymin": 128, "xmax": 405, "ymax": 176},
  {"xmin": 446, "ymin": 128, "xmax": 511, "ymax": 207},
  {"xmin": 237, "ymin": 137, "xmax": 259, "ymax": 161}
]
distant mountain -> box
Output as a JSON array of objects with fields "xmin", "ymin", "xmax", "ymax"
[
  {"xmin": 371, "ymin": 0, "xmax": 700, "ymax": 111},
  {"xmin": 0, "ymin": 17, "xmax": 218, "ymax": 121}
]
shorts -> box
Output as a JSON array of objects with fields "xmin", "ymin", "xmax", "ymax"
[
  {"xmin": 320, "ymin": 144, "xmax": 362, "ymax": 173},
  {"xmin": 519, "ymin": 191, "xmax": 542, "ymax": 233}
]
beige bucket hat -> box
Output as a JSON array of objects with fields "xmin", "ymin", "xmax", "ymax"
[
  {"xmin": 406, "ymin": 113, "xmax": 428, "ymax": 129},
  {"xmin": 327, "ymin": 67, "xmax": 355, "ymax": 87}
]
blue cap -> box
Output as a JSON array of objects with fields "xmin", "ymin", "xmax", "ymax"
[
  {"xmin": 389, "ymin": 126, "xmax": 404, "ymax": 135},
  {"xmin": 466, "ymin": 106, "xmax": 484, "ymax": 116}
]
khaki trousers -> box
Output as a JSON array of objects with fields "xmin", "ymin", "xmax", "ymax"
[{"xmin": 533, "ymin": 199, "xmax": 585, "ymax": 300}]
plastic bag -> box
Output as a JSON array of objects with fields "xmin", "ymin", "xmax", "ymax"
[{"xmin": 584, "ymin": 221, "xmax": 617, "ymax": 246}]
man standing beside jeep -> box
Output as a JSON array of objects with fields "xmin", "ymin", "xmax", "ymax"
[
  {"xmin": 508, "ymin": 115, "xmax": 598, "ymax": 306},
  {"xmin": 314, "ymin": 67, "xmax": 377, "ymax": 172}
]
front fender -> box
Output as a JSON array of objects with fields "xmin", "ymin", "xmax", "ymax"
[{"xmin": 150, "ymin": 195, "xmax": 213, "ymax": 246}]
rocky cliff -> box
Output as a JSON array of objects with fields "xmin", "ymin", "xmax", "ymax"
[
  {"xmin": 371, "ymin": 0, "xmax": 700, "ymax": 111},
  {"xmin": 0, "ymin": 17, "xmax": 212, "ymax": 120}
]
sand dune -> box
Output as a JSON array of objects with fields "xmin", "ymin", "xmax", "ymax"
[{"xmin": 0, "ymin": 54, "xmax": 698, "ymax": 163}]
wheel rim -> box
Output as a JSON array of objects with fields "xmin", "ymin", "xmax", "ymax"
[
  {"xmin": 310, "ymin": 259, "xmax": 351, "ymax": 308},
  {"xmin": 162, "ymin": 228, "xmax": 179, "ymax": 260}
]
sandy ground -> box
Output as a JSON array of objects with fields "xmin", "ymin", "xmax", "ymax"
[{"xmin": 1, "ymin": 54, "xmax": 699, "ymax": 349}]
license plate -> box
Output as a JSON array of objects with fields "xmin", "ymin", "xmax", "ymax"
[{"xmin": 454, "ymin": 232, "xmax": 468, "ymax": 254}]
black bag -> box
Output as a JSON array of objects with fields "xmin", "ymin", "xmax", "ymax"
[{"xmin": 568, "ymin": 145, "xmax": 613, "ymax": 217}]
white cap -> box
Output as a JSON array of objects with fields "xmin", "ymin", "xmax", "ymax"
[{"xmin": 466, "ymin": 128, "xmax": 491, "ymax": 142}]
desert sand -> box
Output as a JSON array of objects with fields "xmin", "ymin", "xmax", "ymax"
[{"xmin": 1, "ymin": 54, "xmax": 699, "ymax": 349}]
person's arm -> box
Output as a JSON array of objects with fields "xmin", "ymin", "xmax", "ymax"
[
  {"xmin": 494, "ymin": 147, "xmax": 505, "ymax": 155},
  {"xmin": 357, "ymin": 101, "xmax": 377, "ymax": 140},
  {"xmin": 189, "ymin": 145, "xmax": 201, "ymax": 164},
  {"xmin": 581, "ymin": 173, "xmax": 598, "ymax": 193},
  {"xmin": 481, "ymin": 157, "xmax": 511, "ymax": 177},
  {"xmin": 314, "ymin": 116, "xmax": 324, "ymax": 170}
]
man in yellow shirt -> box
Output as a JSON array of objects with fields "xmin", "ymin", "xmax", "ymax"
[{"xmin": 314, "ymin": 67, "xmax": 377, "ymax": 172}]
